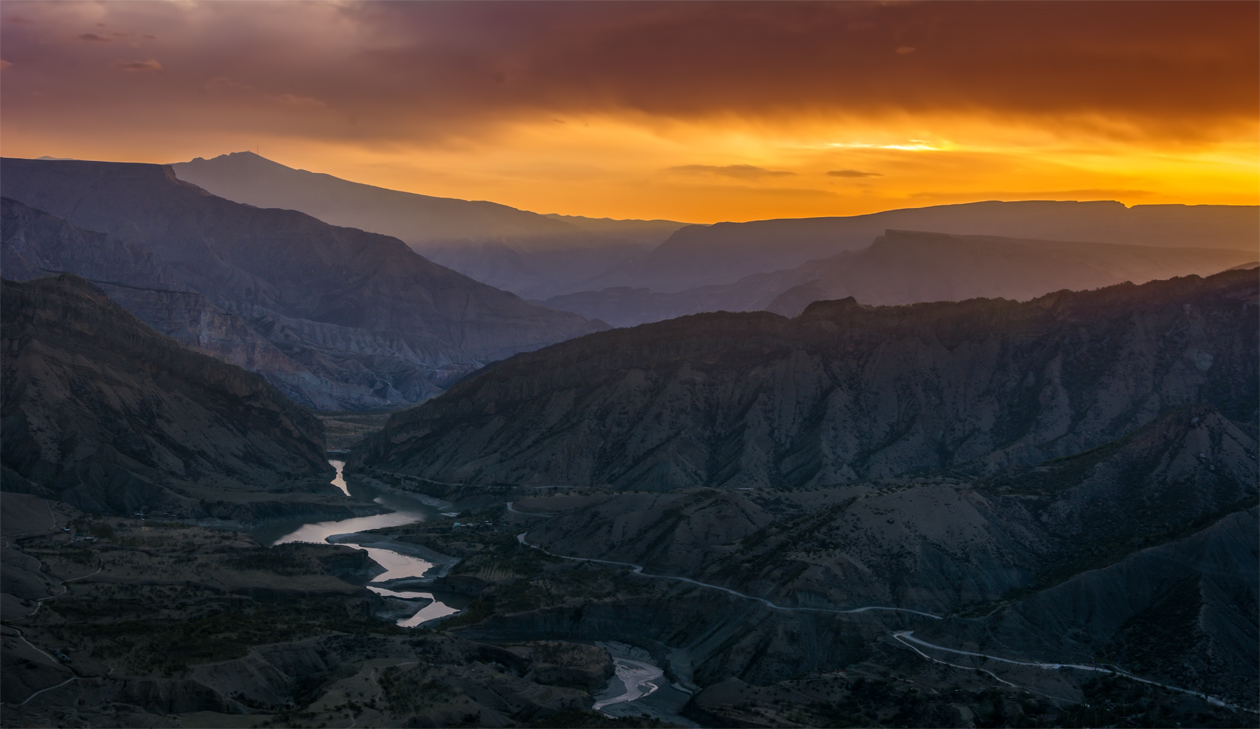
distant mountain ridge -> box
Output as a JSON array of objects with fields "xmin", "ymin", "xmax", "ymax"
[
  {"xmin": 0, "ymin": 158, "xmax": 606, "ymax": 410},
  {"xmin": 352, "ymin": 269, "xmax": 1259, "ymax": 489},
  {"xmin": 584, "ymin": 200, "xmax": 1260, "ymax": 294},
  {"xmin": 543, "ymin": 229, "xmax": 1258, "ymax": 327},
  {"xmin": 173, "ymin": 152, "xmax": 687, "ymax": 299}
]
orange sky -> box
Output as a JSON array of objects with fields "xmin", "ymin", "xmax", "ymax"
[{"xmin": 1, "ymin": 1, "xmax": 1256, "ymax": 223}]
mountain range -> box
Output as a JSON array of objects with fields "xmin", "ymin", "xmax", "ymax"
[
  {"xmin": 576, "ymin": 199, "xmax": 1260, "ymax": 294},
  {"xmin": 173, "ymin": 152, "xmax": 687, "ymax": 300},
  {"xmin": 352, "ymin": 268, "xmax": 1259, "ymax": 489},
  {"xmin": 170, "ymin": 153, "xmax": 1259, "ymax": 329},
  {"xmin": 1, "ymin": 158, "xmax": 606, "ymax": 410},
  {"xmin": 544, "ymin": 229, "xmax": 1257, "ymax": 327}
]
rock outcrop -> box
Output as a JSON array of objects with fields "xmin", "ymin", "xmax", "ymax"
[
  {"xmin": 353, "ymin": 269, "xmax": 1258, "ymax": 489},
  {"xmin": 1, "ymin": 275, "xmax": 333, "ymax": 515}
]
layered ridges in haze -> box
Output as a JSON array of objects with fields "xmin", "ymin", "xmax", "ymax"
[
  {"xmin": 0, "ymin": 197, "xmax": 357, "ymax": 409},
  {"xmin": 353, "ymin": 269, "xmax": 1258, "ymax": 489},
  {"xmin": 0, "ymin": 158, "xmax": 606, "ymax": 409},
  {"xmin": 582, "ymin": 200, "xmax": 1260, "ymax": 294},
  {"xmin": 1, "ymin": 275, "xmax": 332, "ymax": 515},
  {"xmin": 544, "ymin": 229, "xmax": 1258, "ymax": 328},
  {"xmin": 173, "ymin": 152, "xmax": 685, "ymax": 300}
]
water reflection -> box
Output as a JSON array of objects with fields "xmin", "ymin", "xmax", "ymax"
[
  {"xmin": 329, "ymin": 459, "xmax": 350, "ymax": 496},
  {"xmin": 265, "ymin": 460, "xmax": 463, "ymax": 628}
]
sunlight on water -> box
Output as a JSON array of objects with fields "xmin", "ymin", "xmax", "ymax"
[
  {"xmin": 266, "ymin": 460, "xmax": 464, "ymax": 627},
  {"xmin": 329, "ymin": 459, "xmax": 350, "ymax": 496}
]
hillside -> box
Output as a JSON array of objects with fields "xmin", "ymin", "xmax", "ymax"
[
  {"xmin": 352, "ymin": 269, "xmax": 1258, "ymax": 489},
  {"xmin": 0, "ymin": 275, "xmax": 336, "ymax": 517},
  {"xmin": 0, "ymin": 197, "xmax": 366, "ymax": 409},
  {"xmin": 0, "ymin": 158, "xmax": 606, "ymax": 409}
]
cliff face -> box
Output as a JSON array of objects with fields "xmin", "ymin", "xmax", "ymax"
[
  {"xmin": 353, "ymin": 270, "xmax": 1258, "ymax": 489},
  {"xmin": 0, "ymin": 160, "xmax": 605, "ymax": 409},
  {"xmin": 1, "ymin": 275, "xmax": 333, "ymax": 515}
]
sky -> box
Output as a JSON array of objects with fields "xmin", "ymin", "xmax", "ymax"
[{"xmin": 1, "ymin": 1, "xmax": 1256, "ymax": 223}]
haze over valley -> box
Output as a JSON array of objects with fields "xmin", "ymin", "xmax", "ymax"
[{"xmin": 1, "ymin": 2, "xmax": 1257, "ymax": 728}]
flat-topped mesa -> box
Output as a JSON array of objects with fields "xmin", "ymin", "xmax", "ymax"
[
  {"xmin": 351, "ymin": 269, "xmax": 1258, "ymax": 490},
  {"xmin": 1, "ymin": 274, "xmax": 333, "ymax": 516}
]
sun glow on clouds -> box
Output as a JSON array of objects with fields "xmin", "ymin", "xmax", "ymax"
[{"xmin": 0, "ymin": 1, "xmax": 1255, "ymax": 222}]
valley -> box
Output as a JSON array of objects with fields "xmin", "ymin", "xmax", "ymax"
[
  {"xmin": 4, "ymin": 4, "xmax": 1258, "ymax": 726},
  {"xmin": 2, "ymin": 243, "xmax": 1255, "ymax": 729}
]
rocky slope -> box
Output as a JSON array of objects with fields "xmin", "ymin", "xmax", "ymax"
[
  {"xmin": 173, "ymin": 152, "xmax": 684, "ymax": 299},
  {"xmin": 421, "ymin": 402, "xmax": 1256, "ymax": 709},
  {"xmin": 0, "ymin": 198, "xmax": 365, "ymax": 409},
  {"xmin": 504, "ymin": 404, "xmax": 1256, "ymax": 610},
  {"xmin": 1, "ymin": 274, "xmax": 335, "ymax": 516},
  {"xmin": 581, "ymin": 200, "xmax": 1260, "ymax": 294},
  {"xmin": 0, "ymin": 158, "xmax": 606, "ymax": 409},
  {"xmin": 353, "ymin": 269, "xmax": 1258, "ymax": 489},
  {"xmin": 544, "ymin": 229, "xmax": 1258, "ymax": 327}
]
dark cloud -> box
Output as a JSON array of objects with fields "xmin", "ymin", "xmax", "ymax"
[
  {"xmin": 111, "ymin": 59, "xmax": 162, "ymax": 72},
  {"xmin": 669, "ymin": 164, "xmax": 795, "ymax": 180},
  {"xmin": 2, "ymin": 1, "xmax": 1255, "ymax": 146},
  {"xmin": 828, "ymin": 170, "xmax": 882, "ymax": 178},
  {"xmin": 77, "ymin": 32, "xmax": 111, "ymax": 42}
]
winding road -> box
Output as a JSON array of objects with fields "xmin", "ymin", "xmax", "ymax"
[
  {"xmin": 510, "ymin": 510, "xmax": 941, "ymax": 620},
  {"xmin": 6, "ymin": 548, "xmax": 108, "ymax": 707},
  {"xmin": 893, "ymin": 631, "xmax": 1256, "ymax": 713},
  {"xmin": 509, "ymin": 503, "xmax": 1257, "ymax": 716}
]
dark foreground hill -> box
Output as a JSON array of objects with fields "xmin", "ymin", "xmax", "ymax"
[
  {"xmin": 486, "ymin": 403, "xmax": 1257, "ymax": 706},
  {"xmin": 0, "ymin": 158, "xmax": 605, "ymax": 409},
  {"xmin": 352, "ymin": 269, "xmax": 1258, "ymax": 489},
  {"xmin": 1, "ymin": 275, "xmax": 336, "ymax": 517}
]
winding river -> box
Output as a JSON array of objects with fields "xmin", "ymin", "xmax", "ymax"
[{"xmin": 259, "ymin": 460, "xmax": 466, "ymax": 627}]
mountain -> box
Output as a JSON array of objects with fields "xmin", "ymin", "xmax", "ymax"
[
  {"xmin": 0, "ymin": 197, "xmax": 359, "ymax": 409},
  {"xmin": 504, "ymin": 407, "xmax": 1258, "ymax": 707},
  {"xmin": 542, "ymin": 213, "xmax": 685, "ymax": 248},
  {"xmin": 543, "ymin": 229, "xmax": 1259, "ymax": 327},
  {"xmin": 0, "ymin": 158, "xmax": 606, "ymax": 409},
  {"xmin": 351, "ymin": 269, "xmax": 1258, "ymax": 489},
  {"xmin": 581, "ymin": 200, "xmax": 1260, "ymax": 294},
  {"xmin": 172, "ymin": 152, "xmax": 687, "ymax": 299},
  {"xmin": 0, "ymin": 275, "xmax": 335, "ymax": 517}
]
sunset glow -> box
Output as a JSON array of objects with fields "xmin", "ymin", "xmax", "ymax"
[{"xmin": 2, "ymin": 1, "xmax": 1255, "ymax": 222}]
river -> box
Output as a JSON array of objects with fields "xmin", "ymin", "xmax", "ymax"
[
  {"xmin": 261, "ymin": 460, "xmax": 467, "ymax": 627},
  {"xmin": 264, "ymin": 462, "xmax": 690, "ymax": 720}
]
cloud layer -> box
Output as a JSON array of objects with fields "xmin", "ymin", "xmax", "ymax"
[{"xmin": 0, "ymin": 1, "xmax": 1254, "ymax": 221}]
